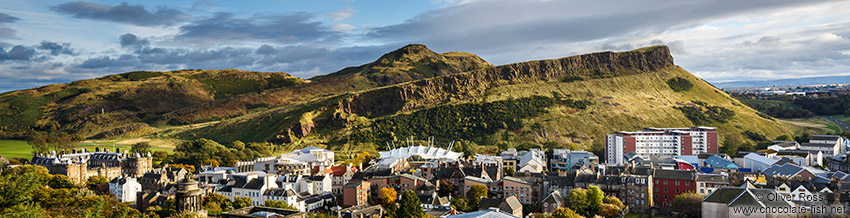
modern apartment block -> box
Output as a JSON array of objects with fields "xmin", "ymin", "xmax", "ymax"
[{"xmin": 605, "ymin": 127, "xmax": 718, "ymax": 165}]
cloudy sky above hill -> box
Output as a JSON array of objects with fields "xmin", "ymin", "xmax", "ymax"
[{"xmin": 0, "ymin": 0, "xmax": 849, "ymax": 92}]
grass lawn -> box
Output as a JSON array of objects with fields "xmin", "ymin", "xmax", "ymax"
[
  {"xmin": 0, "ymin": 140, "xmax": 173, "ymax": 161},
  {"xmin": 0, "ymin": 140, "xmax": 34, "ymax": 159}
]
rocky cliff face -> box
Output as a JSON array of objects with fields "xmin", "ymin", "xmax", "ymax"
[{"xmin": 342, "ymin": 46, "xmax": 673, "ymax": 117}]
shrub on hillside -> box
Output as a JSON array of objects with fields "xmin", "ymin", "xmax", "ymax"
[
  {"xmin": 666, "ymin": 77, "xmax": 694, "ymax": 92},
  {"xmin": 674, "ymin": 103, "xmax": 735, "ymax": 125}
]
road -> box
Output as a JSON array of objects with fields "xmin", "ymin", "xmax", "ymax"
[{"xmin": 824, "ymin": 116, "xmax": 850, "ymax": 134}]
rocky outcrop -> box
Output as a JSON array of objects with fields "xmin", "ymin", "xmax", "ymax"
[{"xmin": 342, "ymin": 46, "xmax": 674, "ymax": 117}]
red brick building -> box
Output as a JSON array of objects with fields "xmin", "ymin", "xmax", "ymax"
[{"xmin": 652, "ymin": 169, "xmax": 696, "ymax": 207}]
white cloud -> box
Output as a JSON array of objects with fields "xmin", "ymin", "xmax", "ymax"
[
  {"xmin": 331, "ymin": 23, "xmax": 355, "ymax": 32},
  {"xmin": 329, "ymin": 6, "xmax": 358, "ymax": 21}
]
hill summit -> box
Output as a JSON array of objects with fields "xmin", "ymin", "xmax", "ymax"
[{"xmin": 312, "ymin": 44, "xmax": 492, "ymax": 85}]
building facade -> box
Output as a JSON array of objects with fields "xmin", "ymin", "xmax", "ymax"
[
  {"xmin": 605, "ymin": 127, "xmax": 718, "ymax": 165},
  {"xmin": 652, "ymin": 169, "xmax": 696, "ymax": 207},
  {"xmin": 31, "ymin": 148, "xmax": 153, "ymax": 184}
]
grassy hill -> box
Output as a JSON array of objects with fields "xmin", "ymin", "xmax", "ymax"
[
  {"xmin": 0, "ymin": 69, "xmax": 306, "ymax": 139},
  {"xmin": 0, "ymin": 44, "xmax": 803, "ymax": 158},
  {"xmin": 177, "ymin": 46, "xmax": 801, "ymax": 156},
  {"xmin": 0, "ymin": 44, "xmax": 491, "ymax": 142}
]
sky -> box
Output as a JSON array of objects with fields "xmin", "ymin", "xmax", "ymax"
[{"xmin": 1, "ymin": 0, "xmax": 849, "ymax": 92}]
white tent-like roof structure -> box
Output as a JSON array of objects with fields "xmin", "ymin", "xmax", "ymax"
[{"xmin": 379, "ymin": 146, "xmax": 462, "ymax": 161}]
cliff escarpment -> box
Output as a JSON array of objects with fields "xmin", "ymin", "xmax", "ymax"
[{"xmin": 343, "ymin": 46, "xmax": 673, "ymax": 117}]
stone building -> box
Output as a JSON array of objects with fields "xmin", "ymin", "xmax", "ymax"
[{"xmin": 31, "ymin": 148, "xmax": 152, "ymax": 184}]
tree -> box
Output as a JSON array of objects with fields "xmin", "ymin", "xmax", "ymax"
[
  {"xmin": 451, "ymin": 198, "xmax": 471, "ymax": 212},
  {"xmin": 232, "ymin": 196, "xmax": 252, "ymax": 209},
  {"xmin": 774, "ymin": 134, "xmax": 794, "ymax": 141},
  {"xmin": 229, "ymin": 141, "xmax": 245, "ymax": 150},
  {"xmin": 48, "ymin": 175, "xmax": 74, "ymax": 189},
  {"xmin": 598, "ymin": 203, "xmax": 619, "ymax": 217},
  {"xmin": 265, "ymin": 200, "xmax": 298, "ymax": 210},
  {"xmin": 795, "ymin": 132, "xmax": 811, "ymax": 144},
  {"xmin": 203, "ymin": 159, "xmax": 220, "ymax": 167},
  {"xmin": 397, "ymin": 190, "xmax": 423, "ymax": 218},
  {"xmin": 466, "ymin": 184, "xmax": 488, "ymax": 210},
  {"xmin": 602, "ymin": 196, "xmax": 624, "ymax": 211},
  {"xmin": 378, "ymin": 187, "xmax": 398, "ymax": 217},
  {"xmin": 86, "ymin": 176, "xmax": 109, "ymax": 191},
  {"xmin": 0, "ymin": 202, "xmax": 49, "ymax": 218},
  {"xmin": 437, "ymin": 181, "xmax": 455, "ymax": 197},
  {"xmin": 352, "ymin": 152, "xmax": 373, "ymax": 168},
  {"xmin": 671, "ymin": 192, "xmax": 704, "ymax": 218},
  {"xmin": 204, "ymin": 193, "xmax": 232, "ymax": 212},
  {"xmin": 552, "ymin": 208, "xmax": 581, "ymax": 218},
  {"xmin": 568, "ymin": 188, "xmax": 589, "ymax": 216},
  {"xmin": 26, "ymin": 131, "xmax": 48, "ymax": 154},
  {"xmin": 0, "ymin": 165, "xmax": 50, "ymax": 209},
  {"xmin": 586, "ymin": 185, "xmax": 604, "ymax": 215},
  {"xmin": 131, "ymin": 142, "xmax": 152, "ymax": 154}
]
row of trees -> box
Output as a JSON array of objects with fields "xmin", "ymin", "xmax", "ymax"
[
  {"xmin": 26, "ymin": 129, "xmax": 85, "ymax": 154},
  {"xmin": 169, "ymin": 139, "xmax": 274, "ymax": 168}
]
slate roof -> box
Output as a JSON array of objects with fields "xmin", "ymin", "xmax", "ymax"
[
  {"xmin": 265, "ymin": 188, "xmax": 298, "ymax": 197},
  {"xmin": 545, "ymin": 173, "xmax": 575, "ymax": 187},
  {"xmin": 543, "ymin": 190, "xmax": 565, "ymax": 204},
  {"xmin": 696, "ymin": 173, "xmax": 727, "ymax": 183},
  {"xmin": 478, "ymin": 198, "xmax": 502, "ymax": 210},
  {"xmin": 703, "ymin": 185, "xmax": 794, "ymax": 208},
  {"xmin": 343, "ymin": 181, "xmax": 366, "ymax": 188},
  {"xmin": 244, "ymin": 178, "xmax": 266, "ymax": 190},
  {"xmin": 653, "ymin": 169, "xmax": 695, "ymax": 180},
  {"xmin": 761, "ymin": 164, "xmax": 805, "ymax": 178},
  {"xmin": 801, "ymin": 143, "xmax": 836, "ymax": 148},
  {"xmin": 811, "ymin": 135, "xmax": 840, "ymax": 141}
]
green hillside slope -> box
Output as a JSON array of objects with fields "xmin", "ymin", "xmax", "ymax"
[
  {"xmin": 180, "ymin": 46, "xmax": 799, "ymax": 155},
  {"xmin": 0, "ymin": 69, "xmax": 306, "ymax": 139}
]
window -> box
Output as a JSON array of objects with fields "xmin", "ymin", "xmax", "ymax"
[
  {"xmin": 664, "ymin": 180, "xmax": 667, "ymax": 185},
  {"xmin": 675, "ymin": 181, "xmax": 679, "ymax": 185},
  {"xmin": 664, "ymin": 187, "xmax": 667, "ymax": 192},
  {"xmin": 686, "ymin": 182, "xmax": 690, "ymax": 186}
]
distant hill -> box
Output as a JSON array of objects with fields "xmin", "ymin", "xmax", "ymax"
[
  {"xmin": 0, "ymin": 45, "xmax": 801, "ymax": 156},
  {"xmin": 713, "ymin": 75, "xmax": 850, "ymax": 88}
]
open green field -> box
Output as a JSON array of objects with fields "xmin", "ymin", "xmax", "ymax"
[
  {"xmin": 781, "ymin": 117, "xmax": 841, "ymax": 134},
  {"xmin": 0, "ymin": 140, "xmax": 173, "ymax": 160},
  {"xmin": 0, "ymin": 140, "xmax": 34, "ymax": 159}
]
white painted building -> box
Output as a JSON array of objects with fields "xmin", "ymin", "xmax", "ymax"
[{"xmin": 109, "ymin": 176, "xmax": 142, "ymax": 202}]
